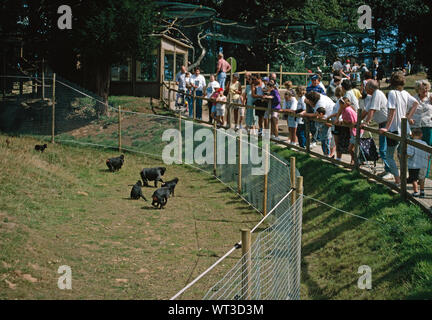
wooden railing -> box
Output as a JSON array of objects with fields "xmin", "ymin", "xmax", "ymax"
[{"xmin": 160, "ymin": 81, "xmax": 432, "ymax": 217}]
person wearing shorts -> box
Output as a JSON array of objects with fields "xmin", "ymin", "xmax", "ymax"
[
  {"xmin": 229, "ymin": 73, "xmax": 244, "ymax": 131},
  {"xmin": 263, "ymin": 80, "xmax": 281, "ymax": 140},
  {"xmin": 407, "ymin": 128, "xmax": 429, "ymax": 197},
  {"xmin": 280, "ymin": 89, "xmax": 298, "ymax": 144},
  {"xmin": 209, "ymin": 90, "xmax": 220, "ymax": 123},
  {"xmin": 340, "ymin": 97, "xmax": 363, "ymax": 165},
  {"xmin": 252, "ymin": 75, "xmax": 266, "ymax": 136},
  {"xmin": 215, "ymin": 88, "xmax": 227, "ymax": 126}
]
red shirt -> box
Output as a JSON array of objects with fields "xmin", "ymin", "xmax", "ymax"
[{"xmin": 217, "ymin": 59, "xmax": 231, "ymax": 73}]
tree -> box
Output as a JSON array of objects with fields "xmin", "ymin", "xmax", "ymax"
[{"xmin": 1, "ymin": 0, "xmax": 158, "ymax": 115}]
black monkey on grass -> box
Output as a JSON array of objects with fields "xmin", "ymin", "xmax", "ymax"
[
  {"xmin": 151, "ymin": 187, "xmax": 171, "ymax": 209},
  {"xmin": 130, "ymin": 181, "xmax": 147, "ymax": 201},
  {"xmin": 140, "ymin": 167, "xmax": 166, "ymax": 187},
  {"xmin": 161, "ymin": 177, "xmax": 179, "ymax": 197},
  {"xmin": 106, "ymin": 154, "xmax": 124, "ymax": 172},
  {"xmin": 34, "ymin": 144, "xmax": 47, "ymax": 152}
]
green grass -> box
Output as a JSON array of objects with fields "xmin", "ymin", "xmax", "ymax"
[
  {"xmin": 274, "ymin": 146, "xmax": 432, "ymax": 299},
  {"xmin": 0, "ymin": 134, "xmax": 260, "ymax": 299}
]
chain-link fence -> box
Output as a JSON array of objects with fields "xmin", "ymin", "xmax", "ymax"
[
  {"xmin": 203, "ymin": 194, "xmax": 303, "ymax": 300},
  {"xmin": 0, "ymin": 74, "xmax": 302, "ymax": 299}
]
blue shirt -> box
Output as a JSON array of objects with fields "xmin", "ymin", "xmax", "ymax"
[{"xmin": 306, "ymin": 85, "xmax": 326, "ymax": 95}]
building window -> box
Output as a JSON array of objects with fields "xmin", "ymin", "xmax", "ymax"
[
  {"xmin": 176, "ymin": 54, "xmax": 185, "ymax": 71},
  {"xmin": 136, "ymin": 53, "xmax": 158, "ymax": 82},
  {"xmin": 164, "ymin": 52, "xmax": 174, "ymax": 81},
  {"xmin": 111, "ymin": 59, "xmax": 131, "ymax": 81}
]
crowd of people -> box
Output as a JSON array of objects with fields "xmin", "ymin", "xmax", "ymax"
[{"xmin": 174, "ymin": 55, "xmax": 432, "ymax": 198}]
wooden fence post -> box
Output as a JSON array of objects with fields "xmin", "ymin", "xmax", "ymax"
[
  {"xmin": 51, "ymin": 73, "xmax": 56, "ymax": 144},
  {"xmin": 193, "ymin": 89, "xmax": 196, "ymax": 120},
  {"xmin": 305, "ymin": 118, "xmax": 311, "ymax": 153},
  {"xmin": 267, "ymin": 64, "xmax": 270, "ymax": 78},
  {"xmin": 168, "ymin": 83, "xmax": 171, "ymax": 110},
  {"xmin": 118, "ymin": 105, "xmax": 122, "ymax": 152},
  {"xmin": 241, "ymin": 228, "xmax": 251, "ymax": 300},
  {"xmin": 267, "ymin": 98, "xmax": 272, "ymax": 137},
  {"xmin": 290, "ymin": 157, "xmax": 296, "ymax": 205},
  {"xmin": 42, "ymin": 58, "xmax": 45, "ymax": 100},
  {"xmin": 279, "ymin": 65, "xmax": 283, "ymax": 87},
  {"xmin": 263, "ymin": 142, "xmax": 269, "ymax": 215},
  {"xmin": 178, "ymin": 108, "xmax": 182, "ymax": 164},
  {"xmin": 296, "ymin": 176, "xmax": 303, "ymax": 200},
  {"xmin": 354, "ymin": 108, "xmax": 362, "ymax": 170},
  {"xmin": 401, "ymin": 117, "xmax": 408, "ymax": 200},
  {"xmin": 213, "ymin": 120, "xmax": 217, "ymax": 176},
  {"xmin": 160, "ymin": 74, "xmax": 164, "ymax": 102},
  {"xmin": 238, "ymin": 130, "xmax": 243, "ymax": 194}
]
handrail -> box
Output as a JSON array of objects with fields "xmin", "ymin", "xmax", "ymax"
[
  {"xmin": 274, "ymin": 137, "xmax": 432, "ymax": 218},
  {"xmin": 160, "ymin": 80, "xmax": 432, "ymax": 216},
  {"xmin": 163, "ymin": 82, "xmax": 432, "ymax": 154}
]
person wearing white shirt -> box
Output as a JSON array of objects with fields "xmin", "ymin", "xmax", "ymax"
[
  {"xmin": 333, "ymin": 59, "xmax": 343, "ymax": 73},
  {"xmin": 190, "ymin": 67, "xmax": 206, "ymax": 120},
  {"xmin": 175, "ymin": 66, "xmax": 187, "ymax": 109},
  {"xmin": 379, "ymin": 71, "xmax": 419, "ymax": 184},
  {"xmin": 407, "ymin": 128, "xmax": 429, "ymax": 197},
  {"xmin": 301, "ymin": 91, "xmax": 335, "ymax": 157},
  {"xmin": 206, "ymin": 74, "xmax": 220, "ymax": 99},
  {"xmin": 295, "ymin": 86, "xmax": 307, "ymax": 148},
  {"xmin": 341, "ymin": 79, "xmax": 359, "ymax": 111},
  {"xmin": 280, "ymin": 89, "xmax": 298, "ymax": 144},
  {"xmin": 361, "ymin": 80, "xmax": 391, "ymax": 178}
]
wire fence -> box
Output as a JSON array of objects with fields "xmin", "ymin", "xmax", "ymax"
[
  {"xmin": 0, "ymin": 74, "xmax": 302, "ymax": 299},
  {"xmin": 203, "ymin": 194, "xmax": 303, "ymax": 300}
]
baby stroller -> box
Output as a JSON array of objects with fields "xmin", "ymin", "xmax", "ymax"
[{"xmin": 358, "ymin": 133, "xmax": 379, "ymax": 174}]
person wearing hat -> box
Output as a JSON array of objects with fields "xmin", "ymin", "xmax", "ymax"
[
  {"xmin": 306, "ymin": 74, "xmax": 326, "ymax": 95},
  {"xmin": 228, "ymin": 73, "xmax": 244, "ymax": 130},
  {"xmin": 215, "ymin": 87, "xmax": 227, "ymax": 126},
  {"xmin": 206, "ymin": 74, "xmax": 220, "ymax": 124},
  {"xmin": 306, "ymin": 74, "xmax": 326, "ymax": 146},
  {"xmin": 344, "ymin": 59, "xmax": 351, "ymax": 74},
  {"xmin": 209, "ymin": 85, "xmax": 222, "ymax": 124}
]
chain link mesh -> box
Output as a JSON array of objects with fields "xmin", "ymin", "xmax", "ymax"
[
  {"xmin": 203, "ymin": 195, "xmax": 303, "ymax": 300},
  {"xmin": 1, "ymin": 75, "xmax": 302, "ymax": 299}
]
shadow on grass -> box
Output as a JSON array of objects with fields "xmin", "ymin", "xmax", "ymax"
[{"xmin": 273, "ymin": 146, "xmax": 432, "ymax": 299}]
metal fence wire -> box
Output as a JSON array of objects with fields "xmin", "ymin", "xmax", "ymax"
[
  {"xmin": 203, "ymin": 195, "xmax": 303, "ymax": 300},
  {"xmin": 1, "ymin": 74, "xmax": 302, "ymax": 300}
]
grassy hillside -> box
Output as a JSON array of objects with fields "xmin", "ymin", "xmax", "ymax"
[
  {"xmin": 0, "ymin": 135, "xmax": 261, "ymax": 299},
  {"xmin": 274, "ymin": 146, "xmax": 432, "ymax": 299}
]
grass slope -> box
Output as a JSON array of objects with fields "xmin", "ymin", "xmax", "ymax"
[
  {"xmin": 274, "ymin": 146, "xmax": 432, "ymax": 299},
  {"xmin": 0, "ymin": 135, "xmax": 261, "ymax": 299}
]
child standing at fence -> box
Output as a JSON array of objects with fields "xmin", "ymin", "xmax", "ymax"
[
  {"xmin": 315, "ymin": 107, "xmax": 333, "ymax": 156},
  {"xmin": 263, "ymin": 80, "xmax": 281, "ymax": 140},
  {"xmin": 209, "ymin": 90, "xmax": 220, "ymax": 124},
  {"xmin": 407, "ymin": 128, "xmax": 430, "ymax": 198},
  {"xmin": 340, "ymin": 97, "xmax": 363, "ymax": 165},
  {"xmin": 215, "ymin": 88, "xmax": 227, "ymax": 127},
  {"xmin": 281, "ymin": 89, "xmax": 298, "ymax": 144},
  {"xmin": 206, "ymin": 75, "xmax": 220, "ymax": 124},
  {"xmin": 295, "ymin": 86, "xmax": 307, "ymax": 148}
]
